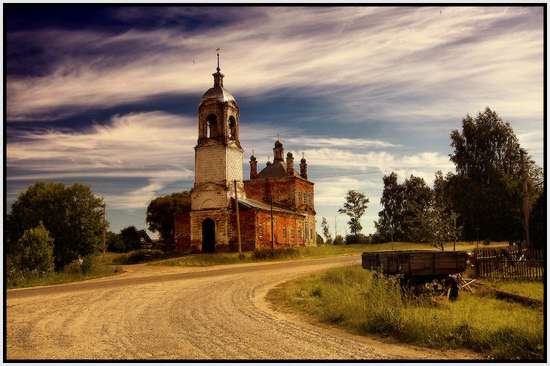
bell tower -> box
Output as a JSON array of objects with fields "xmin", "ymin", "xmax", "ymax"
[{"xmin": 190, "ymin": 54, "xmax": 245, "ymax": 251}]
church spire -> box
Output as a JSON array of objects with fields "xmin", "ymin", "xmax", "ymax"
[{"xmin": 213, "ymin": 48, "xmax": 224, "ymax": 87}]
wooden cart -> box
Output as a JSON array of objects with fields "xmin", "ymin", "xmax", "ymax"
[{"xmin": 362, "ymin": 250, "xmax": 469, "ymax": 299}]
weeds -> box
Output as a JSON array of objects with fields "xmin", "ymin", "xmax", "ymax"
[{"xmin": 268, "ymin": 265, "xmax": 544, "ymax": 360}]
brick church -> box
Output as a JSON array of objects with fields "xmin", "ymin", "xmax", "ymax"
[{"xmin": 174, "ymin": 62, "xmax": 316, "ymax": 252}]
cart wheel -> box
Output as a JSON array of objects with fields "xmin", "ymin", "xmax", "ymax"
[{"xmin": 448, "ymin": 277, "xmax": 459, "ymax": 301}]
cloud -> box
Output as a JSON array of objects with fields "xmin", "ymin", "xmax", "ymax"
[{"xmin": 7, "ymin": 6, "xmax": 543, "ymax": 126}]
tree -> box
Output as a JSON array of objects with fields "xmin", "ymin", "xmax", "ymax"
[
  {"xmin": 10, "ymin": 223, "xmax": 55, "ymax": 274},
  {"xmin": 106, "ymin": 231, "xmax": 125, "ymax": 253},
  {"xmin": 120, "ymin": 226, "xmax": 141, "ymax": 252},
  {"xmin": 529, "ymin": 189, "xmax": 545, "ymax": 249},
  {"xmin": 418, "ymin": 201, "xmax": 461, "ymax": 251},
  {"xmin": 375, "ymin": 172, "xmax": 403, "ymax": 242},
  {"xmin": 146, "ymin": 191, "xmax": 191, "ymax": 249},
  {"xmin": 321, "ymin": 217, "xmax": 332, "ymax": 244},
  {"xmin": 7, "ymin": 182, "xmax": 107, "ymax": 270},
  {"xmin": 338, "ymin": 190, "xmax": 369, "ymax": 236},
  {"xmin": 446, "ymin": 107, "xmax": 542, "ymax": 242},
  {"xmin": 316, "ymin": 233, "xmax": 324, "ymax": 244},
  {"xmin": 401, "ymin": 175, "xmax": 432, "ymax": 242}
]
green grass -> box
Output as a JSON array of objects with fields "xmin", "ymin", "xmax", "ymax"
[
  {"xmin": 152, "ymin": 241, "xmax": 507, "ymax": 267},
  {"xmin": 7, "ymin": 254, "xmax": 123, "ymax": 289},
  {"xmin": 482, "ymin": 280, "xmax": 544, "ymax": 301},
  {"xmin": 267, "ymin": 265, "xmax": 544, "ymax": 360}
]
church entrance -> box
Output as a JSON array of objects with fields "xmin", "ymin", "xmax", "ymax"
[{"xmin": 202, "ymin": 218, "xmax": 216, "ymax": 253}]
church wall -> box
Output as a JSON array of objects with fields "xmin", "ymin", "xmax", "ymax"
[
  {"xmin": 255, "ymin": 210, "xmax": 306, "ymax": 249},
  {"xmin": 225, "ymin": 145, "xmax": 244, "ymax": 183},
  {"xmin": 190, "ymin": 209, "xmax": 232, "ymax": 251},
  {"xmin": 195, "ymin": 144, "xmax": 227, "ymax": 185},
  {"xmin": 174, "ymin": 212, "xmax": 191, "ymax": 252}
]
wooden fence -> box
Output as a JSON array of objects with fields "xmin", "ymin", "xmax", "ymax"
[{"xmin": 473, "ymin": 247, "xmax": 545, "ymax": 280}]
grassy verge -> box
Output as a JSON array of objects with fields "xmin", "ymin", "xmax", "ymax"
[
  {"xmin": 7, "ymin": 254, "xmax": 123, "ymax": 289},
  {"xmin": 152, "ymin": 241, "xmax": 507, "ymax": 267},
  {"xmin": 481, "ymin": 280, "xmax": 544, "ymax": 302},
  {"xmin": 267, "ymin": 265, "xmax": 544, "ymax": 360}
]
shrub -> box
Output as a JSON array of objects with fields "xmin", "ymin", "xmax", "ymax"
[
  {"xmin": 345, "ymin": 233, "xmax": 369, "ymax": 244},
  {"xmin": 333, "ymin": 235, "xmax": 345, "ymax": 245},
  {"xmin": 11, "ymin": 223, "xmax": 55, "ymax": 275},
  {"xmin": 253, "ymin": 247, "xmax": 301, "ymax": 260},
  {"xmin": 113, "ymin": 249, "xmax": 165, "ymax": 264}
]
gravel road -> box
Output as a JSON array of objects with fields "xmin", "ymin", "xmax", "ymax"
[{"xmin": 6, "ymin": 255, "xmax": 477, "ymax": 360}]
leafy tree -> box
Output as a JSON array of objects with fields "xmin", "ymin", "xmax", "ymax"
[
  {"xmin": 529, "ymin": 189, "xmax": 545, "ymax": 249},
  {"xmin": 7, "ymin": 182, "xmax": 107, "ymax": 270},
  {"xmin": 401, "ymin": 175, "xmax": 433, "ymax": 242},
  {"xmin": 446, "ymin": 107, "xmax": 542, "ymax": 242},
  {"xmin": 146, "ymin": 191, "xmax": 191, "ymax": 249},
  {"xmin": 375, "ymin": 172, "xmax": 403, "ymax": 242},
  {"xmin": 11, "ymin": 223, "xmax": 55, "ymax": 274},
  {"xmin": 338, "ymin": 190, "xmax": 369, "ymax": 236},
  {"xmin": 120, "ymin": 226, "xmax": 141, "ymax": 252},
  {"xmin": 321, "ymin": 217, "xmax": 332, "ymax": 244},
  {"xmin": 106, "ymin": 231, "xmax": 125, "ymax": 253}
]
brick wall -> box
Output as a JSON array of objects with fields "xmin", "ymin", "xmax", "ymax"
[{"xmin": 174, "ymin": 212, "xmax": 191, "ymax": 252}]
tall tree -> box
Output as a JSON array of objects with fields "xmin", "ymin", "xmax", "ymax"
[
  {"xmin": 321, "ymin": 217, "xmax": 332, "ymax": 244},
  {"xmin": 7, "ymin": 182, "xmax": 106, "ymax": 270},
  {"xmin": 375, "ymin": 172, "xmax": 403, "ymax": 242},
  {"xmin": 338, "ymin": 190, "xmax": 369, "ymax": 236},
  {"xmin": 401, "ymin": 175, "xmax": 433, "ymax": 242},
  {"xmin": 146, "ymin": 191, "xmax": 191, "ymax": 248},
  {"xmin": 446, "ymin": 107, "xmax": 542, "ymax": 242}
]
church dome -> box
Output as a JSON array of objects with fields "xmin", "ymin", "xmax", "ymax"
[{"xmin": 200, "ymin": 85, "xmax": 236, "ymax": 106}]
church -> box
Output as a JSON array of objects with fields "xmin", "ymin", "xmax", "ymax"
[{"xmin": 174, "ymin": 61, "xmax": 316, "ymax": 252}]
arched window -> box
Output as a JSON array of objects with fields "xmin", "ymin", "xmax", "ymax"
[
  {"xmin": 206, "ymin": 114, "xmax": 217, "ymax": 138},
  {"xmin": 228, "ymin": 116, "xmax": 237, "ymax": 140}
]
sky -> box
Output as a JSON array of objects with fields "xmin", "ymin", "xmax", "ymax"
[{"xmin": 5, "ymin": 5, "xmax": 545, "ymax": 237}]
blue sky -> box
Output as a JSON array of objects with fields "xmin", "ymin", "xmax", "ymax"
[{"xmin": 6, "ymin": 6, "xmax": 544, "ymax": 237}]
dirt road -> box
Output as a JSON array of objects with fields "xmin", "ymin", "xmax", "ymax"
[{"xmin": 6, "ymin": 255, "xmax": 477, "ymax": 360}]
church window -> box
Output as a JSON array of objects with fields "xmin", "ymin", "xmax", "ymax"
[
  {"xmin": 206, "ymin": 114, "xmax": 217, "ymax": 138},
  {"xmin": 283, "ymin": 227, "xmax": 286, "ymax": 240},
  {"xmin": 228, "ymin": 116, "xmax": 237, "ymax": 140}
]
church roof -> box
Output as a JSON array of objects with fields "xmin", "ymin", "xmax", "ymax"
[
  {"xmin": 257, "ymin": 161, "xmax": 288, "ymax": 178},
  {"xmin": 200, "ymin": 85, "xmax": 236, "ymax": 106},
  {"xmin": 236, "ymin": 197, "xmax": 305, "ymax": 215}
]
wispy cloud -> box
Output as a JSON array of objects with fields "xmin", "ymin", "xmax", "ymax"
[{"xmin": 7, "ymin": 6, "xmax": 543, "ymax": 125}]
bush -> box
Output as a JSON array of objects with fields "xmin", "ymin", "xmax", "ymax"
[
  {"xmin": 113, "ymin": 249, "xmax": 165, "ymax": 264},
  {"xmin": 107, "ymin": 231, "xmax": 126, "ymax": 253},
  {"xmin": 345, "ymin": 233, "xmax": 370, "ymax": 244},
  {"xmin": 11, "ymin": 223, "xmax": 55, "ymax": 275},
  {"xmin": 253, "ymin": 247, "xmax": 301, "ymax": 260},
  {"xmin": 333, "ymin": 235, "xmax": 345, "ymax": 245}
]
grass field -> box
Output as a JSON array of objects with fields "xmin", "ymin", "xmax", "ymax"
[
  {"xmin": 481, "ymin": 280, "xmax": 544, "ymax": 301},
  {"xmin": 153, "ymin": 241, "xmax": 507, "ymax": 267},
  {"xmin": 7, "ymin": 254, "xmax": 123, "ymax": 289},
  {"xmin": 267, "ymin": 265, "xmax": 544, "ymax": 360}
]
